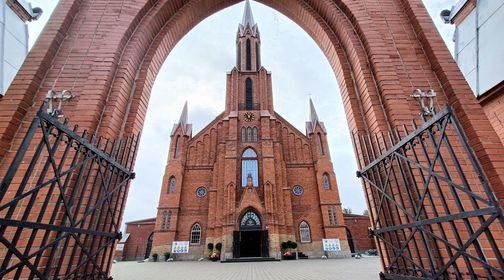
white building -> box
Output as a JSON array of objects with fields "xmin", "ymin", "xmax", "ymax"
[
  {"xmin": 442, "ymin": 0, "xmax": 504, "ymax": 97},
  {"xmin": 0, "ymin": 0, "xmax": 42, "ymax": 95}
]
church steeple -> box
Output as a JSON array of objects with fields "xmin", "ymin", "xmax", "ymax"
[
  {"xmin": 306, "ymin": 98, "xmax": 327, "ymax": 135},
  {"xmin": 171, "ymin": 101, "xmax": 192, "ymax": 137},
  {"xmin": 236, "ymin": 0, "xmax": 261, "ymax": 71}
]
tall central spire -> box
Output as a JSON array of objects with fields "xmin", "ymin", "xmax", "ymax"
[
  {"xmin": 241, "ymin": 0, "xmax": 255, "ymax": 28},
  {"xmin": 236, "ymin": 0, "xmax": 261, "ymax": 71}
]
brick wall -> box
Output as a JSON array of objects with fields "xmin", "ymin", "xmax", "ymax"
[
  {"xmin": 479, "ymin": 82, "xmax": 504, "ymax": 147},
  {"xmin": 343, "ymin": 214, "xmax": 376, "ymax": 253},
  {"xmin": 117, "ymin": 218, "xmax": 155, "ymax": 261}
]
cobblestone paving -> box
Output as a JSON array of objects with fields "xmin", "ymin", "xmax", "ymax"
[{"xmin": 111, "ymin": 257, "xmax": 381, "ymax": 280}]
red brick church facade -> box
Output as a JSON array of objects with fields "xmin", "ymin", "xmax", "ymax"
[{"xmin": 152, "ymin": 1, "xmax": 349, "ymax": 260}]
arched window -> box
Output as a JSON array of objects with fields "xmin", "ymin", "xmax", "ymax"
[
  {"xmin": 237, "ymin": 41, "xmax": 242, "ymax": 68},
  {"xmin": 255, "ymin": 41, "xmax": 260, "ymax": 69},
  {"xmin": 317, "ymin": 133, "xmax": 325, "ymax": 155},
  {"xmin": 245, "ymin": 78, "xmax": 253, "ymax": 110},
  {"xmin": 190, "ymin": 223, "xmax": 201, "ymax": 244},
  {"xmin": 168, "ymin": 176, "xmax": 176, "ymax": 193},
  {"xmin": 323, "ymin": 173, "xmax": 330, "ymax": 190},
  {"xmin": 246, "ymin": 39, "xmax": 251, "ymax": 70},
  {"xmin": 174, "ymin": 136, "xmax": 181, "ymax": 158},
  {"xmin": 299, "ymin": 221, "xmax": 311, "ymax": 243},
  {"xmin": 247, "ymin": 127, "xmax": 252, "ymax": 141},
  {"xmin": 241, "ymin": 127, "xmax": 246, "ymax": 142},
  {"xmin": 241, "ymin": 148, "xmax": 258, "ymax": 187},
  {"xmin": 253, "ymin": 127, "xmax": 258, "ymax": 142},
  {"xmin": 240, "ymin": 210, "xmax": 261, "ymax": 228}
]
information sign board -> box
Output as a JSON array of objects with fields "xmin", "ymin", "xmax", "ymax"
[
  {"xmin": 171, "ymin": 241, "xmax": 190, "ymax": 253},
  {"xmin": 322, "ymin": 238, "xmax": 341, "ymax": 251}
]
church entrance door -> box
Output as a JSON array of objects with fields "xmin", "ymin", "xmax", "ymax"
[{"xmin": 233, "ymin": 210, "xmax": 268, "ymax": 258}]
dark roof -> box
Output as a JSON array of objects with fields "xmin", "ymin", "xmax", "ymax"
[
  {"xmin": 125, "ymin": 217, "xmax": 156, "ymax": 224},
  {"xmin": 343, "ymin": 213, "xmax": 369, "ymax": 218}
]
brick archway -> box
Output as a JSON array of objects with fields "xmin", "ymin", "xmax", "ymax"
[{"xmin": 2, "ymin": 0, "xmax": 504, "ymax": 278}]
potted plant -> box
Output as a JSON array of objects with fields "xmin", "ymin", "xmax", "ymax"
[
  {"xmin": 209, "ymin": 242, "xmax": 222, "ymax": 262},
  {"xmin": 207, "ymin": 243, "xmax": 214, "ymax": 257},
  {"xmin": 152, "ymin": 253, "xmax": 158, "ymax": 262},
  {"xmin": 281, "ymin": 240, "xmax": 297, "ymax": 260},
  {"xmin": 164, "ymin": 252, "xmax": 170, "ymax": 261}
]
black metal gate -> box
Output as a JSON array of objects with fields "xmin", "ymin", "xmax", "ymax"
[
  {"xmin": 0, "ymin": 104, "xmax": 137, "ymax": 279},
  {"xmin": 355, "ymin": 107, "xmax": 504, "ymax": 279}
]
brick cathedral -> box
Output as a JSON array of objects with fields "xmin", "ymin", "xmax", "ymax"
[{"xmin": 152, "ymin": 0, "xmax": 350, "ymax": 260}]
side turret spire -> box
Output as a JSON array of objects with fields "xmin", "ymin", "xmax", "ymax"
[
  {"xmin": 306, "ymin": 98, "xmax": 327, "ymax": 135},
  {"xmin": 171, "ymin": 101, "xmax": 192, "ymax": 137}
]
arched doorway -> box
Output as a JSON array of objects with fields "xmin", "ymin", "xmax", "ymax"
[
  {"xmin": 144, "ymin": 232, "xmax": 154, "ymax": 260},
  {"xmin": 233, "ymin": 210, "xmax": 268, "ymax": 258},
  {"xmin": 346, "ymin": 228, "xmax": 355, "ymax": 254}
]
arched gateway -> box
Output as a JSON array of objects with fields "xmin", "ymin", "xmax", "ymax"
[{"xmin": 0, "ymin": 0, "xmax": 504, "ymax": 279}]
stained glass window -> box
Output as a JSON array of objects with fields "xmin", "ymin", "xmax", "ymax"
[
  {"xmin": 168, "ymin": 177, "xmax": 176, "ymax": 193},
  {"xmin": 323, "ymin": 173, "xmax": 330, "ymax": 190},
  {"xmin": 241, "ymin": 127, "xmax": 246, "ymax": 142},
  {"xmin": 299, "ymin": 221, "xmax": 311, "ymax": 243},
  {"xmin": 190, "ymin": 224, "xmax": 201, "ymax": 244},
  {"xmin": 253, "ymin": 127, "xmax": 258, "ymax": 142},
  {"xmin": 242, "ymin": 148, "xmax": 258, "ymax": 187},
  {"xmin": 240, "ymin": 211, "xmax": 261, "ymax": 227},
  {"xmin": 196, "ymin": 187, "xmax": 207, "ymax": 197},
  {"xmin": 293, "ymin": 185, "xmax": 304, "ymax": 196},
  {"xmin": 247, "ymin": 127, "xmax": 252, "ymax": 141}
]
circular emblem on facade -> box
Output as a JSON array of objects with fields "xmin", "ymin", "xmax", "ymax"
[
  {"xmin": 244, "ymin": 112, "xmax": 255, "ymax": 122},
  {"xmin": 196, "ymin": 187, "xmax": 207, "ymax": 197},
  {"xmin": 292, "ymin": 185, "xmax": 304, "ymax": 196}
]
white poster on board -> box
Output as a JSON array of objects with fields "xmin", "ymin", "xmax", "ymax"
[
  {"xmin": 322, "ymin": 238, "xmax": 341, "ymax": 251},
  {"xmin": 171, "ymin": 241, "xmax": 190, "ymax": 253}
]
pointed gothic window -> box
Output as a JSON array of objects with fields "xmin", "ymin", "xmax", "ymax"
[
  {"xmin": 246, "ymin": 39, "xmax": 251, "ymax": 70},
  {"xmin": 299, "ymin": 221, "xmax": 311, "ymax": 243},
  {"xmin": 190, "ymin": 223, "xmax": 201, "ymax": 244},
  {"xmin": 253, "ymin": 127, "xmax": 258, "ymax": 142},
  {"xmin": 255, "ymin": 42, "xmax": 260, "ymax": 69},
  {"xmin": 247, "ymin": 127, "xmax": 252, "ymax": 141},
  {"xmin": 241, "ymin": 127, "xmax": 246, "ymax": 142},
  {"xmin": 323, "ymin": 173, "xmax": 330, "ymax": 190},
  {"xmin": 328, "ymin": 206, "xmax": 338, "ymax": 225},
  {"xmin": 241, "ymin": 148, "xmax": 258, "ymax": 187},
  {"xmin": 237, "ymin": 41, "xmax": 242, "ymax": 69},
  {"xmin": 317, "ymin": 133, "xmax": 325, "ymax": 155},
  {"xmin": 174, "ymin": 136, "xmax": 181, "ymax": 158},
  {"xmin": 245, "ymin": 78, "xmax": 253, "ymax": 110},
  {"xmin": 168, "ymin": 176, "xmax": 176, "ymax": 193}
]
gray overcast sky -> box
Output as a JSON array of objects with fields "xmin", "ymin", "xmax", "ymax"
[{"xmin": 27, "ymin": 0, "xmax": 458, "ymax": 227}]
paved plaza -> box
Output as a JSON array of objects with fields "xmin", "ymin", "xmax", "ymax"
[{"xmin": 111, "ymin": 257, "xmax": 381, "ymax": 280}]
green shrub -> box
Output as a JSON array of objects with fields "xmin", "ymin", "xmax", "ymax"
[
  {"xmin": 163, "ymin": 252, "xmax": 170, "ymax": 260},
  {"xmin": 215, "ymin": 242, "xmax": 222, "ymax": 252},
  {"xmin": 207, "ymin": 243, "xmax": 214, "ymax": 251}
]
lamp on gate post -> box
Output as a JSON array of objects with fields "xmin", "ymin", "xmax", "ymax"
[
  {"xmin": 45, "ymin": 89, "xmax": 74, "ymax": 117},
  {"xmin": 411, "ymin": 89, "xmax": 437, "ymax": 117}
]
